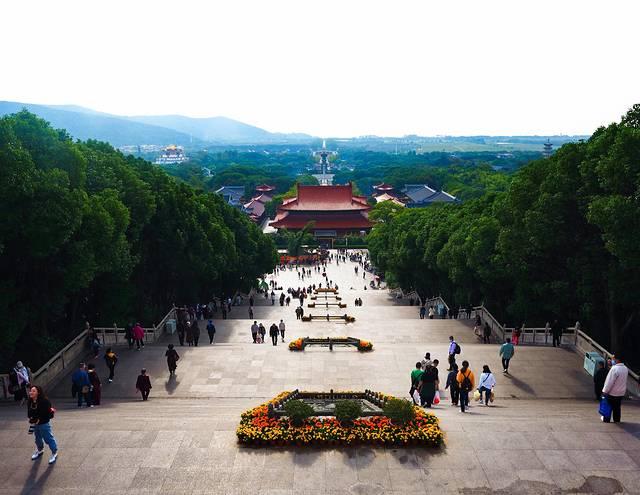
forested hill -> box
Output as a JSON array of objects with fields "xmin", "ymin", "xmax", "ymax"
[
  {"xmin": 368, "ymin": 104, "xmax": 640, "ymax": 363},
  {"xmin": 0, "ymin": 110, "xmax": 278, "ymax": 371},
  {"xmin": 0, "ymin": 101, "xmax": 199, "ymax": 147}
]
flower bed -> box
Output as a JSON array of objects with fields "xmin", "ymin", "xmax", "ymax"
[
  {"xmin": 288, "ymin": 337, "xmax": 372, "ymax": 351},
  {"xmin": 289, "ymin": 338, "xmax": 304, "ymax": 350},
  {"xmin": 357, "ymin": 340, "xmax": 373, "ymax": 351},
  {"xmin": 236, "ymin": 391, "xmax": 444, "ymax": 447}
]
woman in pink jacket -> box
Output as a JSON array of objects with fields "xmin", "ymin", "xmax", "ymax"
[{"xmin": 132, "ymin": 323, "xmax": 145, "ymax": 350}]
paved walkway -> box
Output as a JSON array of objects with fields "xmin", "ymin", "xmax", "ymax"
[{"xmin": 1, "ymin": 250, "xmax": 638, "ymax": 494}]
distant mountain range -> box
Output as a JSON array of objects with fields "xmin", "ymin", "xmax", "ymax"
[
  {"xmin": 0, "ymin": 100, "xmax": 588, "ymax": 152},
  {"xmin": 0, "ymin": 101, "xmax": 314, "ymax": 147}
]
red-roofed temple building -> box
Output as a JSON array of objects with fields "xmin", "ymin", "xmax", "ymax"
[{"xmin": 271, "ymin": 184, "xmax": 372, "ymax": 240}]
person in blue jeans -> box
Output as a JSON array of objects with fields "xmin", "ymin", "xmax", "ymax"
[
  {"xmin": 71, "ymin": 363, "xmax": 92, "ymax": 407},
  {"xmin": 28, "ymin": 385, "xmax": 59, "ymax": 464}
]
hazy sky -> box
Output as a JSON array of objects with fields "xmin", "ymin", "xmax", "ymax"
[{"xmin": 2, "ymin": 0, "xmax": 638, "ymax": 137}]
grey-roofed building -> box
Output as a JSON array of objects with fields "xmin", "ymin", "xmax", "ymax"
[
  {"xmin": 401, "ymin": 184, "xmax": 459, "ymax": 207},
  {"xmin": 215, "ymin": 185, "xmax": 245, "ymax": 207}
]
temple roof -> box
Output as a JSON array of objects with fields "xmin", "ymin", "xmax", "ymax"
[
  {"xmin": 255, "ymin": 184, "xmax": 275, "ymax": 192},
  {"xmin": 279, "ymin": 184, "xmax": 370, "ymax": 212},
  {"xmin": 402, "ymin": 184, "xmax": 459, "ymax": 205},
  {"xmin": 374, "ymin": 193, "xmax": 405, "ymax": 206},
  {"xmin": 271, "ymin": 212, "xmax": 373, "ymax": 230},
  {"xmin": 373, "ymin": 182, "xmax": 394, "ymax": 191}
]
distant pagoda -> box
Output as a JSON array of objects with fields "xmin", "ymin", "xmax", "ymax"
[
  {"xmin": 313, "ymin": 140, "xmax": 334, "ymax": 175},
  {"xmin": 542, "ymin": 139, "xmax": 553, "ymax": 158},
  {"xmin": 155, "ymin": 145, "xmax": 188, "ymax": 165}
]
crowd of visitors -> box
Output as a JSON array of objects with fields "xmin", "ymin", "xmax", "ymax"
[
  {"xmin": 12, "ymin": 247, "xmax": 633, "ymax": 471},
  {"xmin": 410, "ymin": 334, "xmax": 499, "ymax": 413}
]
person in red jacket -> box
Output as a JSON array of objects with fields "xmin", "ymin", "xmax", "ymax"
[{"xmin": 132, "ymin": 323, "xmax": 145, "ymax": 350}]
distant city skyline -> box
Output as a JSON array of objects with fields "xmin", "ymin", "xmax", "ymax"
[{"xmin": 2, "ymin": 0, "xmax": 638, "ymax": 137}]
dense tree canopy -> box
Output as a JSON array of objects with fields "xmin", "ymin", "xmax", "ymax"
[
  {"xmin": 368, "ymin": 106, "xmax": 640, "ymax": 361},
  {"xmin": 0, "ymin": 111, "xmax": 278, "ymax": 370}
]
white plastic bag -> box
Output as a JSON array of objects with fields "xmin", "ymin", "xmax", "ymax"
[{"xmin": 412, "ymin": 389, "xmax": 421, "ymax": 405}]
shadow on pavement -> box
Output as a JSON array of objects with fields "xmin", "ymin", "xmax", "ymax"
[{"xmin": 165, "ymin": 374, "xmax": 179, "ymax": 395}]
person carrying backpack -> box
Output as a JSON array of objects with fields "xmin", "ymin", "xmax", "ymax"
[
  {"xmin": 456, "ymin": 360, "xmax": 475, "ymax": 413},
  {"xmin": 445, "ymin": 363, "xmax": 460, "ymax": 406},
  {"xmin": 447, "ymin": 336, "xmax": 461, "ymax": 370}
]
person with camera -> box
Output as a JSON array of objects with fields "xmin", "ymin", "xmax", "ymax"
[{"xmin": 27, "ymin": 385, "xmax": 58, "ymax": 464}]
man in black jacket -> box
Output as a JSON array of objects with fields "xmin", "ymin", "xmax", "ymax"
[{"xmin": 269, "ymin": 323, "xmax": 279, "ymax": 346}]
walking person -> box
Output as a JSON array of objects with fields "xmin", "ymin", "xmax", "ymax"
[
  {"xmin": 483, "ymin": 322, "xmax": 492, "ymax": 344},
  {"xmin": 477, "ymin": 365, "xmax": 496, "ymax": 406},
  {"xmin": 418, "ymin": 363, "xmax": 439, "ymax": 408},
  {"xmin": 594, "ymin": 361, "xmax": 609, "ymax": 400},
  {"xmin": 248, "ymin": 306, "xmax": 254, "ymax": 319},
  {"xmin": 447, "ymin": 336, "xmax": 460, "ymax": 371},
  {"xmin": 28, "ymin": 386, "xmax": 58, "ymax": 464},
  {"xmin": 87, "ymin": 364, "xmax": 101, "ymax": 406},
  {"xmin": 601, "ymin": 354, "xmax": 629, "ymax": 423},
  {"xmin": 512, "ymin": 324, "xmax": 522, "ymax": 346},
  {"xmin": 177, "ymin": 319, "xmax": 186, "ymax": 346},
  {"xmin": 90, "ymin": 329, "xmax": 101, "ymax": 359},
  {"xmin": 104, "ymin": 348, "xmax": 118, "ymax": 383},
  {"xmin": 251, "ymin": 321, "xmax": 259, "ymax": 343},
  {"xmin": 499, "ymin": 337, "xmax": 515, "ymax": 374},
  {"xmin": 445, "ymin": 363, "xmax": 460, "ymax": 406},
  {"xmin": 206, "ymin": 320, "xmax": 216, "ymax": 344},
  {"xmin": 259, "ymin": 323, "xmax": 266, "ymax": 344},
  {"xmin": 132, "ymin": 323, "xmax": 145, "ymax": 350},
  {"xmin": 419, "ymin": 306, "xmax": 426, "ymax": 319},
  {"xmin": 135, "ymin": 369, "xmax": 152, "ymax": 401},
  {"xmin": 9, "ymin": 361, "xmax": 32, "ymax": 404},
  {"xmin": 428, "ymin": 306, "xmax": 435, "ymax": 319},
  {"xmin": 269, "ymin": 323, "xmax": 279, "ymax": 346},
  {"xmin": 191, "ymin": 321, "xmax": 200, "ymax": 347},
  {"xmin": 456, "ymin": 361, "xmax": 475, "ymax": 413},
  {"xmin": 165, "ymin": 344, "xmax": 180, "ymax": 375},
  {"xmin": 72, "ymin": 363, "xmax": 92, "ymax": 408},
  {"xmin": 124, "ymin": 322, "xmax": 134, "ymax": 349},
  {"xmin": 279, "ymin": 319, "xmax": 286, "ymax": 342},
  {"xmin": 185, "ymin": 322, "xmax": 194, "ymax": 346},
  {"xmin": 551, "ymin": 320, "xmax": 563, "ymax": 347},
  {"xmin": 410, "ymin": 362, "xmax": 423, "ymax": 404},
  {"xmin": 421, "ymin": 352, "xmax": 432, "ymax": 370}
]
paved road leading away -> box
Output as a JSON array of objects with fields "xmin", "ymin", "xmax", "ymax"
[{"xmin": 1, "ymin": 249, "xmax": 638, "ymax": 494}]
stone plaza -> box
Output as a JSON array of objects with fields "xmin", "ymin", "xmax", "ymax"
[{"xmin": 0, "ymin": 251, "xmax": 638, "ymax": 494}]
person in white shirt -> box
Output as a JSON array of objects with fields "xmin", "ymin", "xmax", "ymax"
[
  {"xmin": 602, "ymin": 355, "xmax": 629, "ymax": 423},
  {"xmin": 278, "ymin": 320, "xmax": 286, "ymax": 343},
  {"xmin": 477, "ymin": 365, "xmax": 497, "ymax": 406},
  {"xmin": 421, "ymin": 352, "xmax": 432, "ymax": 371}
]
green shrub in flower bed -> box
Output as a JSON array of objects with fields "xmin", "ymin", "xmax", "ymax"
[
  {"xmin": 284, "ymin": 399, "xmax": 314, "ymax": 427},
  {"xmin": 383, "ymin": 398, "xmax": 416, "ymax": 425},
  {"xmin": 335, "ymin": 400, "xmax": 363, "ymax": 426}
]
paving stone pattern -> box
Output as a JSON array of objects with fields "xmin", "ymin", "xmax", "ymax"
[{"xmin": 1, "ymin": 250, "xmax": 638, "ymax": 494}]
